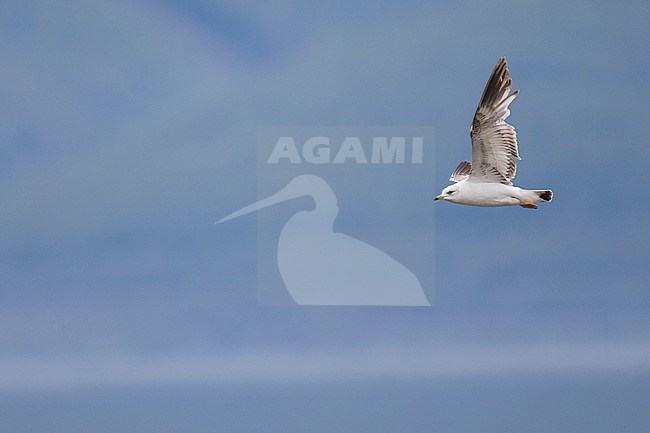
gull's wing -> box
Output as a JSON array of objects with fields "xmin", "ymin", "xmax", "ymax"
[
  {"xmin": 449, "ymin": 160, "xmax": 471, "ymax": 182},
  {"xmin": 469, "ymin": 57, "xmax": 520, "ymax": 185}
]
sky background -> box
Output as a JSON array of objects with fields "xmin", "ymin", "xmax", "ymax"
[{"xmin": 1, "ymin": 1, "xmax": 649, "ymax": 432}]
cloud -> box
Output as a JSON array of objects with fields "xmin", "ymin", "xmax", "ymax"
[{"xmin": 1, "ymin": 337, "xmax": 648, "ymax": 390}]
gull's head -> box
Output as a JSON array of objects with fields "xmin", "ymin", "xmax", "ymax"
[{"xmin": 434, "ymin": 185, "xmax": 460, "ymax": 203}]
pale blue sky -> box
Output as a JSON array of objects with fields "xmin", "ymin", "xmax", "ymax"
[{"xmin": 1, "ymin": 1, "xmax": 649, "ymax": 431}]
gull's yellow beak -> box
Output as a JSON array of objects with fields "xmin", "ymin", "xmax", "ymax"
[{"xmin": 434, "ymin": 195, "xmax": 445, "ymax": 201}]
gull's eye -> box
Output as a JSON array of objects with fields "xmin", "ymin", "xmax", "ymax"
[{"xmin": 447, "ymin": 190, "xmax": 454, "ymax": 195}]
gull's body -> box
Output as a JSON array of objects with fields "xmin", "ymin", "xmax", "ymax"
[
  {"xmin": 441, "ymin": 181, "xmax": 544, "ymax": 207},
  {"xmin": 435, "ymin": 58, "xmax": 553, "ymax": 209}
]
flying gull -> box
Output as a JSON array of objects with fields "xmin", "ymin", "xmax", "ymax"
[{"xmin": 435, "ymin": 58, "xmax": 553, "ymax": 209}]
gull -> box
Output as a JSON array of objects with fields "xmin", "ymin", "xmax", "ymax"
[{"xmin": 435, "ymin": 58, "xmax": 553, "ymax": 209}]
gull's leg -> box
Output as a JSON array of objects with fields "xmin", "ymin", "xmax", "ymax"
[{"xmin": 520, "ymin": 203, "xmax": 538, "ymax": 209}]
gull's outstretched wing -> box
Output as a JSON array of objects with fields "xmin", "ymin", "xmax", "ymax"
[
  {"xmin": 449, "ymin": 160, "xmax": 471, "ymax": 182},
  {"xmin": 469, "ymin": 57, "xmax": 520, "ymax": 185}
]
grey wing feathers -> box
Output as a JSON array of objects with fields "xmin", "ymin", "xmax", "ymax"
[
  {"xmin": 469, "ymin": 57, "xmax": 521, "ymax": 184},
  {"xmin": 450, "ymin": 160, "xmax": 472, "ymax": 182}
]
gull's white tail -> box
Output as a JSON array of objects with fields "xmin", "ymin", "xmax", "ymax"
[{"xmin": 533, "ymin": 190, "xmax": 553, "ymax": 202}]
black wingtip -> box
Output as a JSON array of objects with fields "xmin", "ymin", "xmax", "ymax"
[{"xmin": 477, "ymin": 58, "xmax": 512, "ymax": 109}]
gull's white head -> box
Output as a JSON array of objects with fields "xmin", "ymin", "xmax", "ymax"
[{"xmin": 434, "ymin": 184, "xmax": 462, "ymax": 203}]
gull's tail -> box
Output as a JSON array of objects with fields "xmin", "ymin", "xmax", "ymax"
[{"xmin": 533, "ymin": 190, "xmax": 553, "ymax": 202}]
